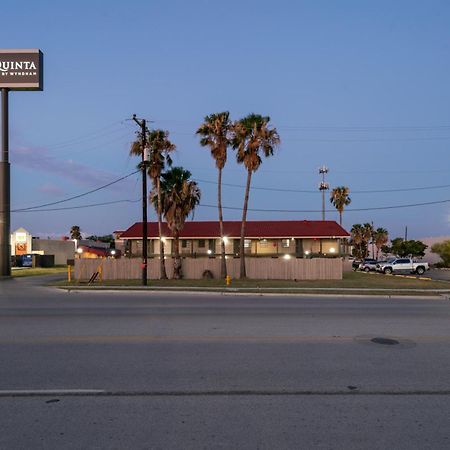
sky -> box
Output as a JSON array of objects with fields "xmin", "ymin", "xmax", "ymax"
[{"xmin": 2, "ymin": 0, "xmax": 450, "ymax": 240}]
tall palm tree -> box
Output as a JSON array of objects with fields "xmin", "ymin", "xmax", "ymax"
[
  {"xmin": 363, "ymin": 222, "xmax": 374, "ymax": 258},
  {"xmin": 196, "ymin": 112, "xmax": 232, "ymax": 279},
  {"xmin": 330, "ymin": 186, "xmax": 351, "ymax": 226},
  {"xmin": 373, "ymin": 227, "xmax": 389, "ymax": 259},
  {"xmin": 157, "ymin": 167, "xmax": 201, "ymax": 279},
  {"xmin": 70, "ymin": 225, "xmax": 82, "ymax": 240},
  {"xmin": 350, "ymin": 224, "xmax": 365, "ymax": 259},
  {"xmin": 130, "ymin": 129, "xmax": 175, "ymax": 279},
  {"xmin": 231, "ymin": 113, "xmax": 280, "ymax": 278}
]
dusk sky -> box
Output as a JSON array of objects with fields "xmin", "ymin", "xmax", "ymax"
[{"xmin": 2, "ymin": 0, "xmax": 450, "ymax": 240}]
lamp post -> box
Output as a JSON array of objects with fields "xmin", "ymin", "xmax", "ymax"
[{"xmin": 132, "ymin": 115, "xmax": 149, "ymax": 286}]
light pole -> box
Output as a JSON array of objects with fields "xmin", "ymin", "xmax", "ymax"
[
  {"xmin": 132, "ymin": 115, "xmax": 149, "ymax": 286},
  {"xmin": 318, "ymin": 165, "xmax": 329, "ymax": 221}
]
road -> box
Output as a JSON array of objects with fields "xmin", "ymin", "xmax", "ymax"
[{"xmin": 1, "ymin": 276, "xmax": 450, "ymax": 449}]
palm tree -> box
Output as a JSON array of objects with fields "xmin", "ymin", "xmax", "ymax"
[
  {"xmin": 130, "ymin": 129, "xmax": 175, "ymax": 279},
  {"xmin": 363, "ymin": 222, "xmax": 374, "ymax": 258},
  {"xmin": 157, "ymin": 167, "xmax": 201, "ymax": 279},
  {"xmin": 70, "ymin": 225, "xmax": 82, "ymax": 240},
  {"xmin": 373, "ymin": 227, "xmax": 389, "ymax": 259},
  {"xmin": 330, "ymin": 186, "xmax": 351, "ymax": 226},
  {"xmin": 196, "ymin": 112, "xmax": 232, "ymax": 279},
  {"xmin": 231, "ymin": 113, "xmax": 280, "ymax": 278},
  {"xmin": 350, "ymin": 224, "xmax": 365, "ymax": 259}
]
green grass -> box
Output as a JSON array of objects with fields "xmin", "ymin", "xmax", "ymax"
[
  {"xmin": 55, "ymin": 271, "xmax": 450, "ymax": 295},
  {"xmin": 12, "ymin": 266, "xmax": 68, "ymax": 278}
]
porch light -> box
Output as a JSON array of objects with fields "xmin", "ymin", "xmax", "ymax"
[
  {"xmin": 207, "ymin": 249, "xmax": 212, "ymax": 255},
  {"xmin": 161, "ymin": 237, "xmax": 167, "ymax": 243},
  {"xmin": 304, "ymin": 250, "xmax": 310, "ymax": 255},
  {"xmin": 283, "ymin": 254, "xmax": 291, "ymax": 260},
  {"xmin": 222, "ymin": 237, "xmax": 228, "ymax": 244},
  {"xmin": 110, "ymin": 250, "xmax": 116, "ymax": 256},
  {"xmin": 329, "ymin": 247, "xmax": 336, "ymax": 253},
  {"xmin": 77, "ymin": 248, "xmax": 83, "ymax": 254}
]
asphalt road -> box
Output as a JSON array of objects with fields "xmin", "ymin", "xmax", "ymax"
[{"xmin": 1, "ymin": 276, "xmax": 450, "ymax": 449}]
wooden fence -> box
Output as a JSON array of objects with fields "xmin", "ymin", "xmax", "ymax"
[{"xmin": 74, "ymin": 257, "xmax": 343, "ymax": 281}]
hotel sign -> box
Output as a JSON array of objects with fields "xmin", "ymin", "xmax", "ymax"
[{"xmin": 0, "ymin": 49, "xmax": 43, "ymax": 91}]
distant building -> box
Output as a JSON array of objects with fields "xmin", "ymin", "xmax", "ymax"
[{"xmin": 120, "ymin": 220, "xmax": 350, "ymax": 258}]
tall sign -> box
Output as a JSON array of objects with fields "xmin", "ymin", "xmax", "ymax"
[{"xmin": 0, "ymin": 49, "xmax": 43, "ymax": 277}]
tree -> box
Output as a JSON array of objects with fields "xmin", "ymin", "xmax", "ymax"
[
  {"xmin": 156, "ymin": 167, "xmax": 201, "ymax": 279},
  {"xmin": 131, "ymin": 129, "xmax": 175, "ymax": 279},
  {"xmin": 196, "ymin": 112, "xmax": 232, "ymax": 279},
  {"xmin": 350, "ymin": 224, "xmax": 366, "ymax": 259},
  {"xmin": 329, "ymin": 186, "xmax": 351, "ymax": 226},
  {"xmin": 363, "ymin": 223, "xmax": 374, "ymax": 258},
  {"xmin": 385, "ymin": 238, "xmax": 428, "ymax": 258},
  {"xmin": 231, "ymin": 114, "xmax": 280, "ymax": 278},
  {"xmin": 70, "ymin": 225, "xmax": 82, "ymax": 240},
  {"xmin": 431, "ymin": 240, "xmax": 450, "ymax": 267},
  {"xmin": 373, "ymin": 227, "xmax": 389, "ymax": 259}
]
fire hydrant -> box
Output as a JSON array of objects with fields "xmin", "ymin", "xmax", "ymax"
[{"xmin": 225, "ymin": 275, "xmax": 231, "ymax": 286}]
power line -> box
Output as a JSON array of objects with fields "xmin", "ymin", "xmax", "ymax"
[
  {"xmin": 196, "ymin": 178, "xmax": 450, "ymax": 194},
  {"xmin": 198, "ymin": 198, "xmax": 450, "ymax": 213},
  {"xmin": 12, "ymin": 199, "xmax": 140, "ymax": 213},
  {"xmin": 12, "ymin": 170, "xmax": 140, "ymax": 212}
]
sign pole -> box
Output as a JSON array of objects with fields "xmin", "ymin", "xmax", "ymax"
[{"xmin": 0, "ymin": 88, "xmax": 11, "ymax": 277}]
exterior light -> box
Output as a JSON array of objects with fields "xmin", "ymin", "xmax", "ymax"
[
  {"xmin": 110, "ymin": 250, "xmax": 116, "ymax": 256},
  {"xmin": 304, "ymin": 250, "xmax": 310, "ymax": 255},
  {"xmin": 222, "ymin": 237, "xmax": 228, "ymax": 244},
  {"xmin": 207, "ymin": 249, "xmax": 212, "ymax": 255},
  {"xmin": 330, "ymin": 247, "xmax": 336, "ymax": 253},
  {"xmin": 161, "ymin": 237, "xmax": 166, "ymax": 243},
  {"xmin": 77, "ymin": 248, "xmax": 83, "ymax": 254},
  {"xmin": 283, "ymin": 254, "xmax": 291, "ymax": 260}
]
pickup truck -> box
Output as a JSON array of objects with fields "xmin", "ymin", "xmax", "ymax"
[{"xmin": 376, "ymin": 258, "xmax": 429, "ymax": 275}]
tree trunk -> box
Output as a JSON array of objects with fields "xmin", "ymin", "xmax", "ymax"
[
  {"xmin": 339, "ymin": 210, "xmax": 342, "ymax": 226},
  {"xmin": 218, "ymin": 167, "xmax": 227, "ymax": 279},
  {"xmin": 239, "ymin": 169, "xmax": 252, "ymax": 279},
  {"xmin": 173, "ymin": 231, "xmax": 182, "ymax": 279},
  {"xmin": 157, "ymin": 177, "xmax": 167, "ymax": 279}
]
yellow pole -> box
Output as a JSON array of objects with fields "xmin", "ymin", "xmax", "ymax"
[{"xmin": 67, "ymin": 265, "xmax": 71, "ymax": 283}]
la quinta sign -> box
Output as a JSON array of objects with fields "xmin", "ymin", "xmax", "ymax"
[
  {"xmin": 0, "ymin": 49, "xmax": 43, "ymax": 277},
  {"xmin": 0, "ymin": 49, "xmax": 43, "ymax": 90}
]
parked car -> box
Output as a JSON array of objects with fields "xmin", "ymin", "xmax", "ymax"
[
  {"xmin": 358, "ymin": 258, "xmax": 379, "ymax": 272},
  {"xmin": 376, "ymin": 258, "xmax": 429, "ymax": 275}
]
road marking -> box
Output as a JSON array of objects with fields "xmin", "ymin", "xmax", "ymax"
[
  {"xmin": 1, "ymin": 389, "xmax": 450, "ymax": 397},
  {"xmin": 1, "ymin": 335, "xmax": 450, "ymax": 344}
]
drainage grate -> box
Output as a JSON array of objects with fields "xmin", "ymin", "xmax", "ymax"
[{"xmin": 371, "ymin": 337, "xmax": 399, "ymax": 346}]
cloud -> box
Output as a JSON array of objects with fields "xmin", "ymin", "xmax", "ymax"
[
  {"xmin": 11, "ymin": 145, "xmax": 129, "ymax": 189},
  {"xmin": 38, "ymin": 182, "xmax": 65, "ymax": 196}
]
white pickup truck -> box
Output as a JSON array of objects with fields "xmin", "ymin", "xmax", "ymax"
[{"xmin": 376, "ymin": 258, "xmax": 429, "ymax": 275}]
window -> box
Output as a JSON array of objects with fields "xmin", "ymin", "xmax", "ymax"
[
  {"xmin": 244, "ymin": 239, "xmax": 252, "ymax": 248},
  {"xmin": 259, "ymin": 239, "xmax": 268, "ymax": 248},
  {"xmin": 198, "ymin": 239, "xmax": 205, "ymax": 248},
  {"xmin": 181, "ymin": 240, "xmax": 187, "ymax": 248},
  {"xmin": 281, "ymin": 239, "xmax": 290, "ymax": 248}
]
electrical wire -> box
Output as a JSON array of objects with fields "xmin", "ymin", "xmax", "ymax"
[
  {"xmin": 198, "ymin": 198, "xmax": 450, "ymax": 213},
  {"xmin": 197, "ymin": 178, "xmax": 450, "ymax": 194},
  {"xmin": 12, "ymin": 170, "xmax": 140, "ymax": 212},
  {"xmin": 12, "ymin": 199, "xmax": 140, "ymax": 213}
]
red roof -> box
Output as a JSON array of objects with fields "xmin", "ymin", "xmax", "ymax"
[{"xmin": 120, "ymin": 220, "xmax": 349, "ymax": 239}]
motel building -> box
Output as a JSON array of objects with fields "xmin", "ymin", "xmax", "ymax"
[{"xmin": 120, "ymin": 220, "xmax": 350, "ymax": 258}]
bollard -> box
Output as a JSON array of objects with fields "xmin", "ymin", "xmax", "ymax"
[
  {"xmin": 67, "ymin": 265, "xmax": 71, "ymax": 283},
  {"xmin": 225, "ymin": 275, "xmax": 231, "ymax": 286}
]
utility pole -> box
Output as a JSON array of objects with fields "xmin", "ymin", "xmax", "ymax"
[
  {"xmin": 132, "ymin": 114, "xmax": 149, "ymax": 286},
  {"xmin": 318, "ymin": 165, "xmax": 329, "ymax": 221},
  {"xmin": 0, "ymin": 88, "xmax": 10, "ymax": 277}
]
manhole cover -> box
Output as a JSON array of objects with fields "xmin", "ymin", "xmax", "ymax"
[{"xmin": 371, "ymin": 337, "xmax": 399, "ymax": 345}]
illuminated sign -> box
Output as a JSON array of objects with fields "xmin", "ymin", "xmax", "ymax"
[{"xmin": 0, "ymin": 49, "xmax": 43, "ymax": 91}]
